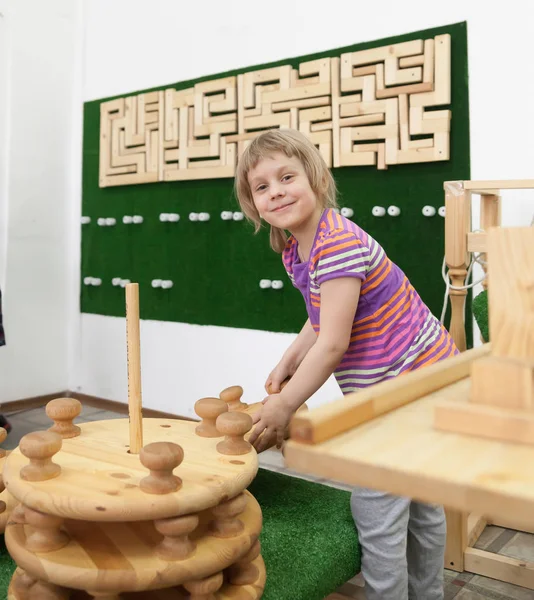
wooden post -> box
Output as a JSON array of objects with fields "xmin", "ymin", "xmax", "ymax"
[
  {"xmin": 125, "ymin": 283, "xmax": 143, "ymax": 454},
  {"xmin": 444, "ymin": 181, "xmax": 471, "ymax": 352}
]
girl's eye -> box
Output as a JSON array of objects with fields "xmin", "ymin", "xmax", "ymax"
[
  {"xmin": 282, "ymin": 175, "xmax": 293, "ymax": 182},
  {"xmin": 256, "ymin": 184, "xmax": 267, "ymax": 192}
]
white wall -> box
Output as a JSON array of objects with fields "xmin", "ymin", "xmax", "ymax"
[
  {"xmin": 0, "ymin": 0, "xmax": 83, "ymax": 403},
  {"xmin": 72, "ymin": 0, "xmax": 534, "ymax": 417}
]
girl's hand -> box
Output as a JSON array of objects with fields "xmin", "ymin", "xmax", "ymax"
[
  {"xmin": 248, "ymin": 394, "xmax": 293, "ymax": 453},
  {"xmin": 265, "ymin": 363, "xmax": 294, "ymax": 394}
]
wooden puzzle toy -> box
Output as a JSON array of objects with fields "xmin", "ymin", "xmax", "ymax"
[{"xmin": 1, "ymin": 284, "xmax": 272, "ymax": 599}]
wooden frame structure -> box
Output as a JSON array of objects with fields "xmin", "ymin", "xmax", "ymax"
[
  {"xmin": 443, "ymin": 179, "xmax": 534, "ymax": 586},
  {"xmin": 284, "ymin": 211, "xmax": 534, "ymax": 592}
]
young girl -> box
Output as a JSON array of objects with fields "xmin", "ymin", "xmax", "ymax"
[{"xmin": 234, "ymin": 128, "xmax": 457, "ymax": 600}]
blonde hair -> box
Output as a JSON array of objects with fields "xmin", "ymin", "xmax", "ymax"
[{"xmin": 234, "ymin": 128, "xmax": 338, "ymax": 253}]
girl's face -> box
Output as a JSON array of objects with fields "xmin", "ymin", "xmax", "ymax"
[{"xmin": 247, "ymin": 152, "xmax": 321, "ymax": 234}]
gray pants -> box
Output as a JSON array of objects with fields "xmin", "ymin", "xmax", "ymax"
[{"xmin": 350, "ymin": 486, "xmax": 446, "ymax": 600}]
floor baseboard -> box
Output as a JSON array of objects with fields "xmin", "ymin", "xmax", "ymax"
[{"xmin": 1, "ymin": 391, "xmax": 195, "ymax": 422}]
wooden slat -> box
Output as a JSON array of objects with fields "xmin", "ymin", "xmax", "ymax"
[
  {"xmin": 289, "ymin": 344, "xmax": 491, "ymax": 445},
  {"xmin": 463, "ymin": 180, "xmax": 534, "ymax": 191},
  {"xmin": 464, "ymin": 548, "xmax": 534, "ymax": 590},
  {"xmin": 467, "ymin": 232, "xmax": 487, "ymax": 253}
]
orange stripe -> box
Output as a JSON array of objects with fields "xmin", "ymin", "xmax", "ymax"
[
  {"xmin": 411, "ymin": 330, "xmax": 447, "ymax": 368},
  {"xmin": 363, "ymin": 254, "xmax": 388, "ymax": 285},
  {"xmin": 354, "ymin": 279, "xmax": 409, "ymax": 327},
  {"xmin": 350, "ymin": 299, "xmax": 412, "ymax": 342},
  {"xmin": 352, "ymin": 285, "xmax": 411, "ymax": 334},
  {"xmin": 312, "ymin": 237, "xmax": 363, "ymax": 268},
  {"xmin": 361, "ymin": 261, "xmax": 391, "ymax": 296}
]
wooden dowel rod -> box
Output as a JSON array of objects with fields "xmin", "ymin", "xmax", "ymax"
[
  {"xmin": 289, "ymin": 344, "xmax": 491, "ymax": 445},
  {"xmin": 125, "ymin": 283, "xmax": 143, "ymax": 454}
]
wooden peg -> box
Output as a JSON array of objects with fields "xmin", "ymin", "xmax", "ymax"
[
  {"xmin": 0, "ymin": 427, "xmax": 7, "ymax": 458},
  {"xmin": 216, "ymin": 412, "xmax": 252, "ymax": 455},
  {"xmin": 24, "ymin": 506, "xmax": 70, "ymax": 552},
  {"xmin": 220, "ymin": 385, "xmax": 247, "ymax": 411},
  {"xmin": 194, "ymin": 398, "xmax": 228, "ymax": 437},
  {"xmin": 210, "ymin": 492, "xmax": 247, "ymax": 538},
  {"xmin": 46, "ymin": 398, "xmax": 82, "ymax": 439},
  {"xmin": 183, "ymin": 571, "xmax": 224, "ymax": 599},
  {"xmin": 266, "ymin": 376, "xmax": 291, "ymax": 395},
  {"xmin": 154, "ymin": 513, "xmax": 199, "ymax": 560},
  {"xmin": 28, "ymin": 580, "xmax": 70, "ymax": 600},
  {"xmin": 227, "ymin": 538, "xmax": 261, "ymax": 584},
  {"xmin": 139, "ymin": 442, "xmax": 183, "ymax": 494},
  {"xmin": 12, "ymin": 568, "xmax": 36, "ymax": 596},
  {"xmin": 19, "ymin": 431, "xmax": 62, "ymax": 482}
]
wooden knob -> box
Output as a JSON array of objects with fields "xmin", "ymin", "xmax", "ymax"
[
  {"xmin": 227, "ymin": 538, "xmax": 261, "ymax": 584},
  {"xmin": 19, "ymin": 431, "xmax": 62, "ymax": 481},
  {"xmin": 139, "ymin": 442, "xmax": 183, "ymax": 494},
  {"xmin": 194, "ymin": 398, "xmax": 228, "ymax": 438},
  {"xmin": 0, "ymin": 426, "xmax": 7, "ymax": 459},
  {"xmin": 266, "ymin": 376, "xmax": 290, "ymax": 395},
  {"xmin": 210, "ymin": 492, "xmax": 247, "ymax": 538},
  {"xmin": 215, "ymin": 412, "xmax": 252, "ymax": 455},
  {"xmin": 154, "ymin": 513, "xmax": 199, "ymax": 560},
  {"xmin": 28, "ymin": 580, "xmax": 70, "ymax": 599},
  {"xmin": 46, "ymin": 398, "xmax": 82, "ymax": 439},
  {"xmin": 24, "ymin": 506, "xmax": 70, "ymax": 552},
  {"xmin": 183, "ymin": 571, "xmax": 223, "ymax": 599},
  {"xmin": 220, "ymin": 385, "xmax": 247, "ymax": 411}
]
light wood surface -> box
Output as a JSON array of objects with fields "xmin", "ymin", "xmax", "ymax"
[
  {"xmin": 6, "ymin": 491, "xmax": 261, "ymax": 593},
  {"xmin": 285, "ymin": 375, "xmax": 534, "ymax": 531},
  {"xmin": 289, "ymin": 344, "xmax": 490, "ymax": 445},
  {"xmin": 7, "ymin": 553, "xmax": 266, "ymax": 599},
  {"xmin": 4, "ymin": 418, "xmax": 258, "ymax": 522}
]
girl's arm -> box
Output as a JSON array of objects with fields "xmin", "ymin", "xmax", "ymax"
[
  {"xmin": 249, "ymin": 277, "xmax": 361, "ymax": 451},
  {"xmin": 279, "ymin": 277, "xmax": 362, "ymax": 413},
  {"xmin": 266, "ymin": 318, "xmax": 317, "ymax": 392}
]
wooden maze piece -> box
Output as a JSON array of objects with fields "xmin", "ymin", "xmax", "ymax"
[
  {"xmin": 209, "ymin": 492, "xmax": 247, "ymax": 538},
  {"xmin": 19, "ymin": 431, "xmax": 62, "ymax": 482},
  {"xmin": 215, "ymin": 413, "xmax": 252, "ymax": 456},
  {"xmin": 24, "ymin": 506, "xmax": 70, "ymax": 553},
  {"xmin": 46, "ymin": 398, "xmax": 82, "ymax": 439},
  {"xmin": 194, "ymin": 398, "xmax": 228, "ymax": 438},
  {"xmin": 220, "ymin": 386, "xmax": 247, "ymax": 412},
  {"xmin": 226, "ymin": 539, "xmax": 261, "ymax": 585},
  {"xmin": 183, "ymin": 571, "xmax": 224, "ymax": 600},
  {"xmin": 154, "ymin": 513, "xmax": 199, "ymax": 560},
  {"xmin": 139, "ymin": 442, "xmax": 184, "ymax": 494}
]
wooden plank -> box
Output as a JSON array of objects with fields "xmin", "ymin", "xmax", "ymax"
[
  {"xmin": 463, "ymin": 180, "xmax": 534, "ymax": 190},
  {"xmin": 444, "ymin": 508, "xmax": 468, "ymax": 571},
  {"xmin": 289, "ymin": 344, "xmax": 491, "ymax": 445},
  {"xmin": 464, "ymin": 548, "xmax": 534, "ymax": 590},
  {"xmin": 284, "ymin": 375, "xmax": 534, "ymax": 531},
  {"xmin": 467, "ymin": 232, "xmax": 487, "ymax": 253}
]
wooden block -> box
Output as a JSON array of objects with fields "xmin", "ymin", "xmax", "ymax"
[
  {"xmin": 471, "ymin": 356, "xmax": 534, "ymax": 409},
  {"xmin": 487, "ymin": 227, "xmax": 534, "ymax": 361},
  {"xmin": 290, "ymin": 344, "xmax": 491, "ymax": 445},
  {"xmin": 464, "ymin": 180, "xmax": 534, "ymax": 191},
  {"xmin": 434, "ymin": 400, "xmax": 534, "ymax": 446},
  {"xmin": 464, "ymin": 547, "xmax": 534, "ymax": 590},
  {"xmin": 467, "ymin": 232, "xmax": 487, "ymax": 253}
]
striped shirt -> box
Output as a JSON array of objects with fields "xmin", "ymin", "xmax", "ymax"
[{"xmin": 282, "ymin": 208, "xmax": 458, "ymax": 395}]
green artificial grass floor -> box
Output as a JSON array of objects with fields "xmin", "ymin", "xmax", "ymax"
[{"xmin": 0, "ymin": 468, "xmax": 360, "ymax": 600}]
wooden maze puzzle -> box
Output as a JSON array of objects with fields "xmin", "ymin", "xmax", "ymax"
[{"xmin": 99, "ymin": 34, "xmax": 451, "ymax": 187}]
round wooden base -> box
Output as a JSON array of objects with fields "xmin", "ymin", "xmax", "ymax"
[
  {"xmin": 7, "ymin": 553, "xmax": 266, "ymax": 599},
  {"xmin": 6, "ymin": 491, "xmax": 262, "ymax": 593},
  {"xmin": 3, "ymin": 418, "xmax": 258, "ymax": 522}
]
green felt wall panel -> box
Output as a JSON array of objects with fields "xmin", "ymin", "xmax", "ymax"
[{"xmin": 81, "ymin": 21, "xmax": 472, "ymax": 345}]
